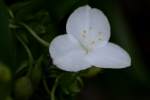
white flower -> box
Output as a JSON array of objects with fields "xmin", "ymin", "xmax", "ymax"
[{"xmin": 49, "ymin": 5, "xmax": 131, "ymax": 72}]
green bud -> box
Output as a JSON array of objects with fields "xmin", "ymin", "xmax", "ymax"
[
  {"xmin": 0, "ymin": 63, "xmax": 11, "ymax": 100},
  {"xmin": 31, "ymin": 56, "xmax": 43, "ymax": 86},
  {"xmin": 80, "ymin": 67, "xmax": 102, "ymax": 78},
  {"xmin": 31, "ymin": 65, "xmax": 42, "ymax": 86},
  {"xmin": 14, "ymin": 77, "xmax": 33, "ymax": 100},
  {"xmin": 0, "ymin": 63, "xmax": 11, "ymax": 82},
  {"xmin": 5, "ymin": 96, "xmax": 13, "ymax": 100}
]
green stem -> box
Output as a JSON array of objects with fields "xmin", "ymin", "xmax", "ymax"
[
  {"xmin": 16, "ymin": 35, "xmax": 34, "ymax": 76},
  {"xmin": 43, "ymin": 74, "xmax": 63, "ymax": 100},
  {"xmin": 77, "ymin": 76, "xmax": 84, "ymax": 87},
  {"xmin": 16, "ymin": 61, "xmax": 28, "ymax": 74},
  {"xmin": 20, "ymin": 22, "xmax": 49, "ymax": 47},
  {"xmin": 43, "ymin": 79, "xmax": 51, "ymax": 95},
  {"xmin": 51, "ymin": 74, "xmax": 64, "ymax": 100},
  {"xmin": 7, "ymin": 8, "xmax": 14, "ymax": 19},
  {"xmin": 51, "ymin": 80, "xmax": 57, "ymax": 100},
  {"xmin": 9, "ymin": 23, "xmax": 19, "ymax": 29}
]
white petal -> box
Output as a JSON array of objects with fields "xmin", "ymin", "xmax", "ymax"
[
  {"xmin": 89, "ymin": 8, "xmax": 110, "ymax": 43},
  {"xmin": 86, "ymin": 43, "xmax": 131, "ymax": 68},
  {"xmin": 66, "ymin": 5, "xmax": 110, "ymax": 50},
  {"xmin": 49, "ymin": 34, "xmax": 91, "ymax": 72}
]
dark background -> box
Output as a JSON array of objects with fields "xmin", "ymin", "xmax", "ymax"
[
  {"xmin": 121, "ymin": 0, "xmax": 150, "ymax": 68},
  {"xmin": 79, "ymin": 0, "xmax": 150, "ymax": 99}
]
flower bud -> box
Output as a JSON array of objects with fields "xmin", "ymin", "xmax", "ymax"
[
  {"xmin": 31, "ymin": 65, "xmax": 42, "ymax": 86},
  {"xmin": 0, "ymin": 63, "xmax": 11, "ymax": 82},
  {"xmin": 5, "ymin": 96, "xmax": 13, "ymax": 100},
  {"xmin": 14, "ymin": 76, "xmax": 33, "ymax": 100},
  {"xmin": 80, "ymin": 67, "xmax": 102, "ymax": 78}
]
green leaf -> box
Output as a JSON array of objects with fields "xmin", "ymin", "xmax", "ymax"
[
  {"xmin": 11, "ymin": 0, "xmax": 45, "ymax": 21},
  {"xmin": 59, "ymin": 73, "xmax": 82, "ymax": 95}
]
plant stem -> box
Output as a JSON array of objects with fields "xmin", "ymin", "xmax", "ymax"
[
  {"xmin": 20, "ymin": 22, "xmax": 49, "ymax": 47},
  {"xmin": 7, "ymin": 8, "xmax": 14, "ymax": 19},
  {"xmin": 9, "ymin": 23, "xmax": 19, "ymax": 29},
  {"xmin": 16, "ymin": 35, "xmax": 34, "ymax": 76},
  {"xmin": 51, "ymin": 73, "xmax": 64, "ymax": 100},
  {"xmin": 43, "ymin": 79, "xmax": 51, "ymax": 96},
  {"xmin": 43, "ymin": 74, "xmax": 63, "ymax": 100},
  {"xmin": 16, "ymin": 61, "xmax": 28, "ymax": 74}
]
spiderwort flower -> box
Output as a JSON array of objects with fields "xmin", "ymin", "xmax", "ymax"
[{"xmin": 49, "ymin": 5, "xmax": 131, "ymax": 72}]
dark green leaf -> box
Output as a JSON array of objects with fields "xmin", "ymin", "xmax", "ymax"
[
  {"xmin": 0, "ymin": 1, "xmax": 15, "ymax": 67},
  {"xmin": 11, "ymin": 0, "xmax": 45, "ymax": 21},
  {"xmin": 0, "ymin": 2, "xmax": 14, "ymax": 99},
  {"xmin": 59, "ymin": 73, "xmax": 82, "ymax": 95}
]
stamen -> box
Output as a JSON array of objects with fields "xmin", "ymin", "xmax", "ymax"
[
  {"xmin": 91, "ymin": 41, "xmax": 95, "ymax": 44},
  {"xmin": 83, "ymin": 30, "xmax": 87, "ymax": 33},
  {"xmin": 80, "ymin": 30, "xmax": 87, "ymax": 38}
]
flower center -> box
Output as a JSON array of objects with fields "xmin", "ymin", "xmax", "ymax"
[{"xmin": 78, "ymin": 29, "xmax": 104, "ymax": 53}]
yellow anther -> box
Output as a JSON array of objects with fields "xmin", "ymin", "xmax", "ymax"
[
  {"xmin": 81, "ymin": 30, "xmax": 87, "ymax": 38},
  {"xmin": 80, "ymin": 32, "xmax": 86, "ymax": 38}
]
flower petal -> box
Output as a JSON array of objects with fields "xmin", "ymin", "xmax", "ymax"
[
  {"xmin": 86, "ymin": 43, "xmax": 131, "ymax": 68},
  {"xmin": 66, "ymin": 5, "xmax": 110, "ymax": 50},
  {"xmin": 89, "ymin": 8, "xmax": 111, "ymax": 43},
  {"xmin": 49, "ymin": 34, "xmax": 91, "ymax": 72}
]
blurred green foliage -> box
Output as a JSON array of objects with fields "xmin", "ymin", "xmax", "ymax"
[
  {"xmin": 0, "ymin": 1, "xmax": 13, "ymax": 100},
  {"xmin": 0, "ymin": 0, "xmax": 14, "ymax": 66}
]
